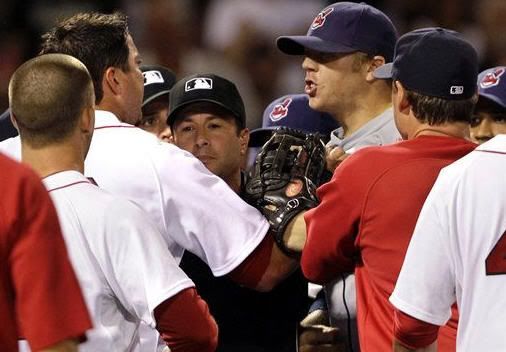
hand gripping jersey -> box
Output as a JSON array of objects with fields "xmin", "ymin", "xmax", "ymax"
[
  {"xmin": 390, "ymin": 134, "xmax": 506, "ymax": 352},
  {"xmin": 0, "ymin": 110, "xmax": 269, "ymax": 275}
]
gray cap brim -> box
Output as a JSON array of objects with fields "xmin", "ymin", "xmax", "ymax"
[
  {"xmin": 249, "ymin": 128, "xmax": 278, "ymax": 148},
  {"xmin": 373, "ymin": 63, "xmax": 393, "ymax": 79},
  {"xmin": 478, "ymin": 92, "xmax": 506, "ymax": 109},
  {"xmin": 142, "ymin": 89, "xmax": 170, "ymax": 107},
  {"xmin": 277, "ymin": 36, "xmax": 357, "ymax": 55}
]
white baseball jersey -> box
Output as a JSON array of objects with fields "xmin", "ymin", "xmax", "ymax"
[
  {"xmin": 0, "ymin": 110, "xmax": 269, "ymax": 275},
  {"xmin": 390, "ymin": 134, "xmax": 506, "ymax": 352},
  {"xmin": 44, "ymin": 170, "xmax": 194, "ymax": 351}
]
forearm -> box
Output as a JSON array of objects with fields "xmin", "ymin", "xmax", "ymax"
[
  {"xmin": 155, "ymin": 288, "xmax": 218, "ymax": 352},
  {"xmin": 282, "ymin": 212, "xmax": 307, "ymax": 254},
  {"xmin": 228, "ymin": 234, "xmax": 298, "ymax": 292}
]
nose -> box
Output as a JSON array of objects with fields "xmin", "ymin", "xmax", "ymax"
[
  {"xmin": 195, "ymin": 129, "xmax": 210, "ymax": 148},
  {"xmin": 159, "ymin": 127, "xmax": 173, "ymax": 143},
  {"xmin": 471, "ymin": 117, "xmax": 494, "ymax": 144}
]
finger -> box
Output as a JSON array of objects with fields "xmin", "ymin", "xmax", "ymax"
[
  {"xmin": 327, "ymin": 146, "xmax": 345, "ymax": 160},
  {"xmin": 300, "ymin": 309, "xmax": 329, "ymax": 327},
  {"xmin": 299, "ymin": 325, "xmax": 341, "ymax": 345}
]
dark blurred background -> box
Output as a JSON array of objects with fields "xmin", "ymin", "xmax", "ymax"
[{"xmin": 1, "ymin": 0, "xmax": 504, "ymax": 129}]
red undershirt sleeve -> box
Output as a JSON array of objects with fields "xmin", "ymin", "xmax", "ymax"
[
  {"xmin": 393, "ymin": 308, "xmax": 439, "ymax": 349},
  {"xmin": 227, "ymin": 234, "xmax": 274, "ymax": 288},
  {"xmin": 154, "ymin": 287, "xmax": 218, "ymax": 352}
]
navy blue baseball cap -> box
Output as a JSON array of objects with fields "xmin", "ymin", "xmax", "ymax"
[
  {"xmin": 277, "ymin": 2, "xmax": 397, "ymax": 61},
  {"xmin": 374, "ymin": 28, "xmax": 478, "ymax": 100},
  {"xmin": 141, "ymin": 65, "xmax": 176, "ymax": 107},
  {"xmin": 249, "ymin": 94, "xmax": 339, "ymax": 147},
  {"xmin": 477, "ymin": 66, "xmax": 506, "ymax": 109}
]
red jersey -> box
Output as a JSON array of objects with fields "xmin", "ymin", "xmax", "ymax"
[
  {"xmin": 0, "ymin": 153, "xmax": 91, "ymax": 351},
  {"xmin": 302, "ymin": 136, "xmax": 476, "ymax": 351}
]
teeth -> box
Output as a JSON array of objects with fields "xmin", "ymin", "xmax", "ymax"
[{"xmin": 305, "ymin": 82, "xmax": 316, "ymax": 96}]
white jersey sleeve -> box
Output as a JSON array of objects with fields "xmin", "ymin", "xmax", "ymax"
[
  {"xmin": 100, "ymin": 199, "xmax": 195, "ymax": 326},
  {"xmin": 82, "ymin": 111, "xmax": 269, "ymax": 276},
  {"xmin": 389, "ymin": 172, "xmax": 456, "ymax": 326},
  {"xmin": 150, "ymin": 142, "xmax": 270, "ymax": 276}
]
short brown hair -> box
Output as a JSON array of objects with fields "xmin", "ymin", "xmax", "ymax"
[
  {"xmin": 39, "ymin": 12, "xmax": 130, "ymax": 104},
  {"xmin": 9, "ymin": 54, "xmax": 94, "ymax": 147},
  {"xmin": 405, "ymin": 89, "xmax": 476, "ymax": 125}
]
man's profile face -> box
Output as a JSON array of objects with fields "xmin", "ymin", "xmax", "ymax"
[
  {"xmin": 470, "ymin": 111, "xmax": 506, "ymax": 144},
  {"xmin": 302, "ymin": 50, "xmax": 368, "ymax": 116},
  {"xmin": 139, "ymin": 99, "xmax": 172, "ymax": 142},
  {"xmin": 172, "ymin": 111, "xmax": 249, "ymax": 181},
  {"xmin": 120, "ymin": 35, "xmax": 144, "ymax": 125}
]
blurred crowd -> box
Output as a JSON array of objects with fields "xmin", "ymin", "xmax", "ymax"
[{"xmin": 1, "ymin": 0, "xmax": 505, "ymax": 129}]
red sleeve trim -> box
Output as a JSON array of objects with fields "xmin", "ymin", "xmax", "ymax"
[
  {"xmin": 393, "ymin": 308, "xmax": 439, "ymax": 349},
  {"xmin": 227, "ymin": 234, "xmax": 273, "ymax": 288},
  {"xmin": 154, "ymin": 287, "xmax": 218, "ymax": 352}
]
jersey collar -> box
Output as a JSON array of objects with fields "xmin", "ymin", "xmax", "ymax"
[
  {"xmin": 42, "ymin": 170, "xmax": 92, "ymax": 192},
  {"xmin": 94, "ymin": 110, "xmax": 134, "ymax": 129}
]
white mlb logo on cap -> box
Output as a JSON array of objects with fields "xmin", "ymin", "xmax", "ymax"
[
  {"xmin": 450, "ymin": 86, "xmax": 464, "ymax": 95},
  {"xmin": 143, "ymin": 70, "xmax": 164, "ymax": 86},
  {"xmin": 185, "ymin": 77, "xmax": 213, "ymax": 92}
]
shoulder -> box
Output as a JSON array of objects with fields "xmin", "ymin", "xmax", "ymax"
[
  {"xmin": 0, "ymin": 136, "xmax": 21, "ymax": 161},
  {"xmin": 0, "ymin": 153, "xmax": 45, "ymax": 196}
]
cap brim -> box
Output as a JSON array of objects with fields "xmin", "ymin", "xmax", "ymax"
[
  {"xmin": 168, "ymin": 98, "xmax": 241, "ymax": 126},
  {"xmin": 249, "ymin": 128, "xmax": 277, "ymax": 148},
  {"xmin": 373, "ymin": 63, "xmax": 393, "ymax": 79},
  {"xmin": 276, "ymin": 36, "xmax": 357, "ymax": 55},
  {"xmin": 142, "ymin": 89, "xmax": 170, "ymax": 107},
  {"xmin": 478, "ymin": 91, "xmax": 506, "ymax": 109}
]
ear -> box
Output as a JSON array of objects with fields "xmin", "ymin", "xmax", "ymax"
[
  {"xmin": 9, "ymin": 112, "xmax": 19, "ymax": 131},
  {"xmin": 239, "ymin": 128, "xmax": 250, "ymax": 156},
  {"xmin": 103, "ymin": 66, "xmax": 122, "ymax": 96},
  {"xmin": 80, "ymin": 106, "xmax": 95, "ymax": 134},
  {"xmin": 365, "ymin": 56, "xmax": 387, "ymax": 82},
  {"xmin": 394, "ymin": 80, "xmax": 410, "ymax": 115}
]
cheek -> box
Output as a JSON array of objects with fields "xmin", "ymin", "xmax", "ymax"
[{"xmin": 494, "ymin": 123, "xmax": 506, "ymax": 134}]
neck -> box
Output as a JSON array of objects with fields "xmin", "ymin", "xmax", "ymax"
[
  {"xmin": 225, "ymin": 170, "xmax": 243, "ymax": 195},
  {"xmin": 335, "ymin": 87, "xmax": 392, "ymax": 137},
  {"xmin": 411, "ymin": 122, "xmax": 471, "ymax": 140},
  {"xmin": 21, "ymin": 140, "xmax": 85, "ymax": 178},
  {"xmin": 97, "ymin": 99, "xmax": 121, "ymax": 121}
]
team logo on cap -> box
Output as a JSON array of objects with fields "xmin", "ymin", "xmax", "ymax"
[
  {"xmin": 311, "ymin": 7, "xmax": 333, "ymax": 29},
  {"xmin": 185, "ymin": 77, "xmax": 213, "ymax": 92},
  {"xmin": 143, "ymin": 70, "xmax": 164, "ymax": 86},
  {"xmin": 480, "ymin": 68, "xmax": 505, "ymax": 89},
  {"xmin": 270, "ymin": 98, "xmax": 292, "ymax": 122},
  {"xmin": 450, "ymin": 86, "xmax": 464, "ymax": 95}
]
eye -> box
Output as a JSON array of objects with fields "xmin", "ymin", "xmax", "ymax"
[
  {"xmin": 306, "ymin": 50, "xmax": 341, "ymax": 64},
  {"xmin": 492, "ymin": 114, "xmax": 506, "ymax": 123},
  {"xmin": 178, "ymin": 124, "xmax": 194, "ymax": 133},
  {"xmin": 208, "ymin": 122, "xmax": 222, "ymax": 129},
  {"xmin": 139, "ymin": 115, "xmax": 156, "ymax": 127},
  {"xmin": 469, "ymin": 115, "xmax": 482, "ymax": 127}
]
